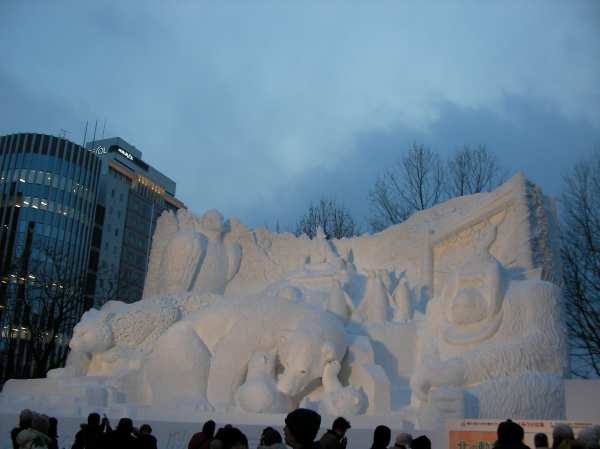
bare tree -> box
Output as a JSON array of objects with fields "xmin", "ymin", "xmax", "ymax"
[
  {"xmin": 295, "ymin": 198, "xmax": 359, "ymax": 239},
  {"xmin": 1, "ymin": 245, "xmax": 118, "ymax": 380},
  {"xmin": 446, "ymin": 145, "xmax": 506, "ymax": 197},
  {"xmin": 368, "ymin": 143, "xmax": 445, "ymax": 232},
  {"xmin": 561, "ymin": 152, "xmax": 600, "ymax": 377}
]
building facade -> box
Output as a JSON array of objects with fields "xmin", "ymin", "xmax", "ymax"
[
  {"xmin": 0, "ymin": 133, "xmax": 101, "ymax": 380},
  {"xmin": 86, "ymin": 137, "xmax": 185, "ymax": 306}
]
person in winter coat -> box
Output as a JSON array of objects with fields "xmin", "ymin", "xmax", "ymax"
[
  {"xmin": 105, "ymin": 418, "xmax": 138, "ymax": 449},
  {"xmin": 319, "ymin": 417, "xmax": 351, "ymax": 449},
  {"xmin": 11, "ymin": 409, "xmax": 33, "ymax": 449},
  {"xmin": 47, "ymin": 418, "xmax": 58, "ymax": 449},
  {"xmin": 284, "ymin": 409, "xmax": 322, "ymax": 449},
  {"xmin": 493, "ymin": 420, "xmax": 530, "ymax": 449},
  {"xmin": 189, "ymin": 420, "xmax": 217, "ymax": 449},
  {"xmin": 71, "ymin": 413, "xmax": 111, "ymax": 449},
  {"xmin": 411, "ymin": 436, "xmax": 431, "ymax": 449},
  {"xmin": 136, "ymin": 424, "xmax": 158, "ymax": 449},
  {"xmin": 258, "ymin": 427, "xmax": 287, "ymax": 449},
  {"xmin": 16, "ymin": 413, "xmax": 51, "ymax": 449},
  {"xmin": 370, "ymin": 426, "xmax": 391, "ymax": 449}
]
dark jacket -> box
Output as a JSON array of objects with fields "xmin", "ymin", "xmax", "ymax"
[
  {"xmin": 188, "ymin": 432, "xmax": 211, "ymax": 449},
  {"xmin": 71, "ymin": 424, "xmax": 108, "ymax": 449},
  {"xmin": 11, "ymin": 427, "xmax": 26, "ymax": 449},
  {"xmin": 105, "ymin": 430, "xmax": 138, "ymax": 449},
  {"xmin": 320, "ymin": 430, "xmax": 347, "ymax": 449},
  {"xmin": 137, "ymin": 433, "xmax": 158, "ymax": 449}
]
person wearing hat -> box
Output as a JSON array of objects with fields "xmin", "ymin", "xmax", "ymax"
[
  {"xmin": 284, "ymin": 408, "xmax": 322, "ymax": 449},
  {"xmin": 393, "ymin": 433, "xmax": 412, "ymax": 449},
  {"xmin": 319, "ymin": 417, "xmax": 351, "ymax": 449}
]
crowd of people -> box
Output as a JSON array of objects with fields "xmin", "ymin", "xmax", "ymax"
[
  {"xmin": 8, "ymin": 407, "xmax": 600, "ymax": 449},
  {"xmin": 491, "ymin": 419, "xmax": 600, "ymax": 449}
]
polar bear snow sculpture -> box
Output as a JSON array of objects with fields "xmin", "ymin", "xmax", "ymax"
[{"xmin": 186, "ymin": 297, "xmax": 348, "ymax": 410}]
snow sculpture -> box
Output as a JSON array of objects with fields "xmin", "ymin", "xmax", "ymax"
[
  {"xmin": 51, "ymin": 298, "xmax": 180, "ymax": 379},
  {"xmin": 392, "ymin": 280, "xmax": 413, "ymax": 322},
  {"xmin": 0, "ymin": 174, "xmax": 569, "ymax": 426},
  {"xmin": 356, "ymin": 271, "xmax": 392, "ymax": 323},
  {"xmin": 144, "ymin": 209, "xmax": 242, "ymax": 297},
  {"xmin": 235, "ymin": 352, "xmax": 289, "ymax": 413},
  {"xmin": 410, "ymin": 226, "xmax": 567, "ymax": 423},
  {"xmin": 326, "ymin": 280, "xmax": 354, "ymax": 322},
  {"xmin": 185, "ymin": 297, "xmax": 348, "ymax": 410},
  {"xmin": 319, "ymin": 360, "xmax": 367, "ymax": 416},
  {"xmin": 144, "ymin": 321, "xmax": 212, "ymax": 410}
]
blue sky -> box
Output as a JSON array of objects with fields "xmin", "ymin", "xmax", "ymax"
[{"xmin": 1, "ymin": 1, "xmax": 599, "ymax": 229}]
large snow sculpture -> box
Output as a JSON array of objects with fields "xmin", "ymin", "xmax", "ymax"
[
  {"xmin": 0, "ymin": 174, "xmax": 568, "ymax": 426},
  {"xmin": 409, "ymin": 226, "xmax": 567, "ymax": 424}
]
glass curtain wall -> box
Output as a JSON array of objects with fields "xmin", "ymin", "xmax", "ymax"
[{"xmin": 0, "ymin": 133, "xmax": 100, "ymax": 382}]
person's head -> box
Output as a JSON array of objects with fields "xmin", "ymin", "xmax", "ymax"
[
  {"xmin": 394, "ymin": 433, "xmax": 412, "ymax": 449},
  {"xmin": 216, "ymin": 426, "xmax": 248, "ymax": 449},
  {"xmin": 48, "ymin": 417, "xmax": 58, "ymax": 438},
  {"xmin": 535, "ymin": 433, "xmax": 550, "ymax": 448},
  {"xmin": 371, "ymin": 425, "xmax": 391, "ymax": 449},
  {"xmin": 18, "ymin": 409, "xmax": 33, "ymax": 429},
  {"xmin": 497, "ymin": 420, "xmax": 524, "ymax": 446},
  {"xmin": 140, "ymin": 424, "xmax": 152, "ymax": 435},
  {"xmin": 87, "ymin": 413, "xmax": 101, "ymax": 428},
  {"xmin": 553, "ymin": 424, "xmax": 575, "ymax": 449},
  {"xmin": 203, "ymin": 420, "xmax": 216, "ymax": 439},
  {"xmin": 31, "ymin": 413, "xmax": 50, "ymax": 435},
  {"xmin": 332, "ymin": 417, "xmax": 351, "ymax": 437},
  {"xmin": 577, "ymin": 425, "xmax": 600, "ymax": 449},
  {"xmin": 411, "ymin": 436, "xmax": 431, "ymax": 449},
  {"xmin": 284, "ymin": 408, "xmax": 322, "ymax": 449},
  {"xmin": 260, "ymin": 427, "xmax": 283, "ymax": 446},
  {"xmin": 117, "ymin": 418, "xmax": 134, "ymax": 434}
]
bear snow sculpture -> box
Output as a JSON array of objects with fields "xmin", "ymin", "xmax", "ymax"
[{"xmin": 186, "ymin": 297, "xmax": 348, "ymax": 410}]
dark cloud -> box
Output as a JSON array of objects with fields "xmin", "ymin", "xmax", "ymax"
[
  {"xmin": 250, "ymin": 93, "xmax": 600, "ymax": 231},
  {"xmin": 0, "ymin": 1, "xmax": 599, "ymax": 230}
]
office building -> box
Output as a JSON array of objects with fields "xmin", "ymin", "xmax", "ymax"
[
  {"xmin": 0, "ymin": 133, "xmax": 185, "ymax": 382},
  {"xmin": 86, "ymin": 137, "xmax": 185, "ymax": 306},
  {"xmin": 0, "ymin": 133, "xmax": 101, "ymax": 380}
]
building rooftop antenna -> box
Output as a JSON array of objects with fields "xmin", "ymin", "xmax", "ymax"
[
  {"xmin": 91, "ymin": 120, "xmax": 98, "ymax": 145},
  {"xmin": 101, "ymin": 118, "xmax": 107, "ymax": 139},
  {"xmin": 82, "ymin": 121, "xmax": 89, "ymax": 147}
]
